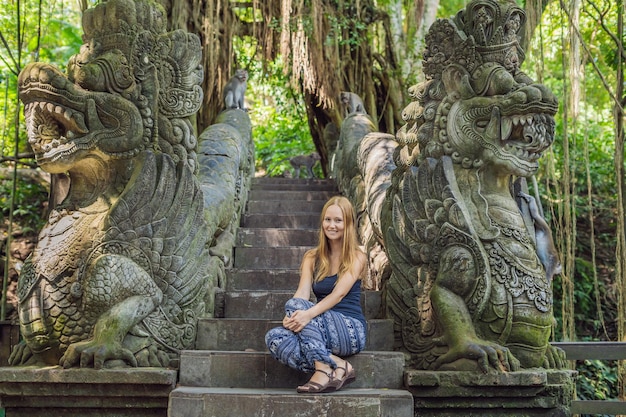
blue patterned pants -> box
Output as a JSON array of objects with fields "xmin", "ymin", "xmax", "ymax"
[{"xmin": 265, "ymin": 298, "xmax": 367, "ymax": 373}]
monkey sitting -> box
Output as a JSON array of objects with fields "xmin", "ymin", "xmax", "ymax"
[
  {"xmin": 269, "ymin": 152, "xmax": 321, "ymax": 178},
  {"xmin": 223, "ymin": 69, "xmax": 248, "ymax": 110},
  {"xmin": 340, "ymin": 91, "xmax": 367, "ymax": 118}
]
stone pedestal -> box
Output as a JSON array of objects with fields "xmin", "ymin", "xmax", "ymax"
[
  {"xmin": 0, "ymin": 366, "xmax": 177, "ymax": 417},
  {"xmin": 406, "ymin": 369, "xmax": 576, "ymax": 417}
]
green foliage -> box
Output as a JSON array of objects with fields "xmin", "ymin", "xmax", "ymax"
[
  {"xmin": 31, "ymin": 18, "xmax": 84, "ymax": 63},
  {"xmin": 253, "ymin": 105, "xmax": 317, "ymax": 178},
  {"xmin": 325, "ymin": 8, "xmax": 368, "ymax": 49},
  {"xmin": 437, "ymin": 1, "xmax": 468, "ymax": 18},
  {"xmin": 576, "ymin": 359, "xmax": 619, "ymax": 413},
  {"xmin": 524, "ymin": 3, "xmax": 624, "ymax": 405},
  {"xmin": 436, "ymin": 0, "xmax": 524, "ymax": 18},
  {"xmin": 536, "ymin": 118, "xmax": 616, "ymax": 196},
  {"xmin": 553, "ymin": 254, "xmax": 615, "ymax": 338},
  {"xmin": 0, "ymin": 176, "xmax": 48, "ymax": 233},
  {"xmin": 235, "ymin": 36, "xmax": 317, "ymax": 177},
  {"xmin": 1, "ymin": 1, "xmax": 83, "ymax": 162},
  {"xmin": 525, "ymin": 0, "xmax": 621, "ymax": 344}
]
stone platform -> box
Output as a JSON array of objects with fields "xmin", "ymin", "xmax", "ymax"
[
  {"xmin": 0, "ymin": 367, "xmax": 176, "ymax": 417},
  {"xmin": 406, "ymin": 369, "xmax": 577, "ymax": 417}
]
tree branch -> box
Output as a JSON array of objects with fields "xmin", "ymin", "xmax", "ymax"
[
  {"xmin": 0, "ymin": 31, "xmax": 20, "ymax": 76},
  {"xmin": 585, "ymin": 0, "xmax": 625, "ymax": 61},
  {"xmin": 0, "ymin": 152, "xmax": 36, "ymax": 167}
]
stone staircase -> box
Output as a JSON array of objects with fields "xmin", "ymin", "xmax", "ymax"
[{"xmin": 168, "ymin": 177, "xmax": 414, "ymax": 417}]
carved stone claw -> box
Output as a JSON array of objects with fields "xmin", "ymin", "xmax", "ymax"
[
  {"xmin": 433, "ymin": 339, "xmax": 521, "ymax": 373},
  {"xmin": 544, "ymin": 344, "xmax": 567, "ymax": 369},
  {"xmin": 7, "ymin": 341, "xmax": 33, "ymax": 366},
  {"xmin": 59, "ymin": 340, "xmax": 138, "ymax": 369}
]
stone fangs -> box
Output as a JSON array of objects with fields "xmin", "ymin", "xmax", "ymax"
[
  {"xmin": 28, "ymin": 101, "xmax": 89, "ymax": 136},
  {"xmin": 25, "ymin": 101, "xmax": 95, "ymax": 162}
]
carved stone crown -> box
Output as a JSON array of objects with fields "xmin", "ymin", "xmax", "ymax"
[
  {"xmin": 75, "ymin": 0, "xmax": 204, "ymax": 172},
  {"xmin": 82, "ymin": 0, "xmax": 166, "ymax": 58},
  {"xmin": 454, "ymin": 0, "xmax": 526, "ymax": 73}
]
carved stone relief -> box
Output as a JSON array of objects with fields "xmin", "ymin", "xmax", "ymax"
[
  {"xmin": 330, "ymin": 0, "xmax": 567, "ymax": 372},
  {"xmin": 10, "ymin": 0, "xmax": 251, "ymax": 369}
]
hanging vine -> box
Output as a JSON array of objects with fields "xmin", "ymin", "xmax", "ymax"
[
  {"xmin": 613, "ymin": 0, "xmax": 625, "ymax": 402},
  {"xmin": 582, "ymin": 52, "xmax": 609, "ymax": 340},
  {"xmin": 555, "ymin": 0, "xmax": 577, "ymax": 342}
]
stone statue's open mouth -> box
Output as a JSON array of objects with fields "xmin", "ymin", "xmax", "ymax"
[
  {"xmin": 500, "ymin": 113, "xmax": 554, "ymax": 163},
  {"xmin": 24, "ymin": 100, "xmax": 91, "ymax": 163},
  {"xmin": 19, "ymin": 63, "xmax": 95, "ymax": 164}
]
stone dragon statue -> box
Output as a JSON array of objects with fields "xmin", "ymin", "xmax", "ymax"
[
  {"xmin": 380, "ymin": 0, "xmax": 566, "ymax": 372},
  {"xmin": 9, "ymin": 0, "xmax": 213, "ymax": 368}
]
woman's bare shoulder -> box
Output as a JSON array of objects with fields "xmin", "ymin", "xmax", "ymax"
[
  {"xmin": 301, "ymin": 249, "xmax": 318, "ymax": 269},
  {"xmin": 303, "ymin": 248, "xmax": 318, "ymax": 261},
  {"xmin": 352, "ymin": 249, "xmax": 367, "ymax": 273},
  {"xmin": 355, "ymin": 249, "xmax": 367, "ymax": 263}
]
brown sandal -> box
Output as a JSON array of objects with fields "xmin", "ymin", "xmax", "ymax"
[
  {"xmin": 296, "ymin": 369, "xmax": 341, "ymax": 393},
  {"xmin": 335, "ymin": 361, "xmax": 356, "ymax": 390}
]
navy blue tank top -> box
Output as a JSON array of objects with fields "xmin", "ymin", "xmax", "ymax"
[{"xmin": 312, "ymin": 274, "xmax": 366, "ymax": 328}]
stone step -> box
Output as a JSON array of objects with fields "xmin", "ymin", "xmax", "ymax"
[
  {"xmin": 225, "ymin": 269, "xmax": 300, "ymax": 291},
  {"xmin": 246, "ymin": 199, "xmax": 327, "ymax": 214},
  {"xmin": 178, "ymin": 350, "xmax": 405, "ymax": 390},
  {"xmin": 249, "ymin": 181, "xmax": 338, "ymax": 191},
  {"xmin": 250, "ymin": 182, "xmax": 337, "ymax": 191},
  {"xmin": 242, "ymin": 213, "xmax": 321, "ymax": 229},
  {"xmin": 195, "ymin": 318, "xmax": 394, "ymax": 352},
  {"xmin": 236, "ymin": 228, "xmax": 318, "ymax": 248},
  {"xmin": 168, "ymin": 387, "xmax": 413, "ymax": 417},
  {"xmin": 220, "ymin": 290, "xmax": 383, "ymax": 320},
  {"xmin": 248, "ymin": 189, "xmax": 338, "ymax": 202},
  {"xmin": 251, "ymin": 177, "xmax": 337, "ymax": 187},
  {"xmin": 234, "ymin": 247, "xmax": 311, "ymax": 269},
  {"xmin": 0, "ymin": 367, "xmax": 176, "ymax": 417}
]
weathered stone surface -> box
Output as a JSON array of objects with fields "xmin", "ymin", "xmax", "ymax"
[
  {"xmin": 13, "ymin": 0, "xmax": 211, "ymax": 370},
  {"xmin": 168, "ymin": 388, "xmax": 414, "ymax": 417},
  {"xmin": 10, "ymin": 0, "xmax": 252, "ymax": 373},
  {"xmin": 332, "ymin": 117, "xmax": 393, "ymax": 290},
  {"xmin": 195, "ymin": 318, "xmax": 393, "ymax": 351},
  {"xmin": 248, "ymin": 189, "xmax": 337, "ymax": 201},
  {"xmin": 234, "ymin": 247, "xmax": 311, "ymax": 270},
  {"xmin": 177, "ymin": 350, "xmax": 405, "ymax": 389},
  {"xmin": 235, "ymin": 228, "xmax": 319, "ymax": 247},
  {"xmin": 218, "ymin": 289, "xmax": 383, "ymax": 320},
  {"xmin": 0, "ymin": 366, "xmax": 176, "ymax": 416},
  {"xmin": 405, "ymin": 369, "xmax": 576, "ymax": 416},
  {"xmin": 195, "ymin": 108, "xmax": 254, "ymax": 316},
  {"xmin": 334, "ymin": 0, "xmax": 567, "ymax": 376},
  {"xmin": 225, "ymin": 268, "xmax": 301, "ymax": 291}
]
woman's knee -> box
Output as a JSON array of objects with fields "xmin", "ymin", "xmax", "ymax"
[
  {"xmin": 285, "ymin": 297, "xmax": 313, "ymax": 313},
  {"xmin": 265, "ymin": 326, "xmax": 290, "ymax": 347}
]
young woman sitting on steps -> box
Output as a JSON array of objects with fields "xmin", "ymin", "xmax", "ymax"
[{"xmin": 265, "ymin": 196, "xmax": 367, "ymax": 393}]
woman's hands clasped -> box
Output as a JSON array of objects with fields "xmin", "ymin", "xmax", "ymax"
[{"xmin": 283, "ymin": 309, "xmax": 313, "ymax": 333}]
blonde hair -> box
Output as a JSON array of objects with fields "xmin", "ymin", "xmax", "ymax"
[{"xmin": 305, "ymin": 196, "xmax": 361, "ymax": 283}]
